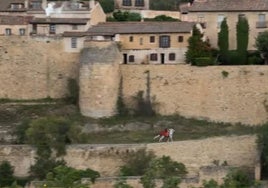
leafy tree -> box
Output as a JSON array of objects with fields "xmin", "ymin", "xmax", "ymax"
[
  {"xmin": 255, "ymin": 31, "xmax": 268, "ymax": 64},
  {"xmin": 144, "ymin": 15, "xmax": 179, "ymax": 22},
  {"xmin": 0, "ymin": 161, "xmax": 15, "ymax": 187},
  {"xmin": 98, "ymin": 0, "xmax": 114, "ymax": 13},
  {"xmin": 114, "ymin": 178, "xmax": 134, "ymax": 188},
  {"xmin": 236, "ymin": 16, "xmax": 249, "ymax": 64},
  {"xmin": 140, "ymin": 156, "xmax": 187, "ymax": 188},
  {"xmin": 257, "ymin": 123, "xmax": 268, "ymax": 178},
  {"xmin": 185, "ymin": 25, "xmax": 212, "ymax": 65},
  {"xmin": 120, "ymin": 149, "xmax": 156, "ymax": 176},
  {"xmin": 218, "ymin": 18, "xmax": 229, "ymax": 63},
  {"xmin": 26, "ymin": 117, "xmax": 72, "ymax": 156},
  {"xmin": 44, "ymin": 165, "xmax": 100, "ymax": 187}
]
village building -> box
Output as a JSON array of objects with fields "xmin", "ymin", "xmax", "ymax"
[
  {"xmin": 63, "ymin": 21, "xmax": 196, "ymax": 64},
  {"xmin": 180, "ymin": 0, "xmax": 268, "ymax": 50}
]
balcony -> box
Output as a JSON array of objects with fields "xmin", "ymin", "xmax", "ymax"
[{"xmin": 256, "ymin": 21, "xmax": 267, "ymax": 28}]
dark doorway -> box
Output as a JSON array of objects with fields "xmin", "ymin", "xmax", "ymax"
[
  {"xmin": 161, "ymin": 53, "xmax": 165, "ymax": 64},
  {"xmin": 123, "ymin": 54, "xmax": 127, "ymax": 64}
]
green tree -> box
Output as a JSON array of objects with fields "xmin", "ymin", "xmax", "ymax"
[
  {"xmin": 0, "ymin": 161, "xmax": 15, "ymax": 187},
  {"xmin": 185, "ymin": 25, "xmax": 212, "ymax": 65},
  {"xmin": 150, "ymin": 0, "xmax": 180, "ymax": 11},
  {"xmin": 44, "ymin": 165, "xmax": 100, "ymax": 187},
  {"xmin": 255, "ymin": 31, "xmax": 268, "ymax": 64},
  {"xmin": 218, "ymin": 18, "xmax": 229, "ymax": 63},
  {"xmin": 236, "ymin": 16, "xmax": 249, "ymax": 64},
  {"xmin": 140, "ymin": 156, "xmax": 187, "ymax": 188},
  {"xmin": 98, "ymin": 0, "xmax": 114, "ymax": 13}
]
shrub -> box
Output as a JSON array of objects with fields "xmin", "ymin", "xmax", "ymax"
[
  {"xmin": 120, "ymin": 149, "xmax": 156, "ymax": 176},
  {"xmin": 257, "ymin": 123, "xmax": 268, "ymax": 178},
  {"xmin": 194, "ymin": 57, "xmax": 214, "ymax": 66},
  {"xmin": 66, "ymin": 78, "xmax": 79, "ymax": 105},
  {"xmin": 114, "ymin": 178, "xmax": 134, "ymax": 188},
  {"xmin": 0, "ymin": 160, "xmax": 15, "ymax": 187}
]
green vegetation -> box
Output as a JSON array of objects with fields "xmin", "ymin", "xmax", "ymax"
[
  {"xmin": 255, "ymin": 31, "xmax": 268, "ymax": 64},
  {"xmin": 98, "ymin": 0, "xmax": 114, "ymax": 13},
  {"xmin": 185, "ymin": 25, "xmax": 214, "ymax": 66},
  {"xmin": 236, "ymin": 16, "xmax": 249, "ymax": 65},
  {"xmin": 107, "ymin": 10, "xmax": 141, "ymax": 22},
  {"xmin": 0, "ymin": 161, "xmax": 15, "ymax": 187},
  {"xmin": 144, "ymin": 15, "xmax": 179, "ymax": 22},
  {"xmin": 257, "ymin": 123, "xmax": 268, "ymax": 179},
  {"xmin": 221, "ymin": 70, "xmax": 229, "ymax": 78},
  {"xmin": 218, "ymin": 18, "xmax": 229, "ymax": 64},
  {"xmin": 150, "ymin": 0, "xmax": 180, "ymax": 11}
]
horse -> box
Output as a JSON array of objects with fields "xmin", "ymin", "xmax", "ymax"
[{"xmin": 153, "ymin": 128, "xmax": 175, "ymax": 142}]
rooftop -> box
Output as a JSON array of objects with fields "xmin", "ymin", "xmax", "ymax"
[{"xmin": 189, "ymin": 0, "xmax": 268, "ymax": 12}]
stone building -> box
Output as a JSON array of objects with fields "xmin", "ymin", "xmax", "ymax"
[{"xmin": 180, "ymin": 0, "xmax": 268, "ymax": 50}]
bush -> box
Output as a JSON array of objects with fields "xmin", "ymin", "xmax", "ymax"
[
  {"xmin": 0, "ymin": 161, "xmax": 15, "ymax": 187},
  {"xmin": 120, "ymin": 149, "xmax": 156, "ymax": 176},
  {"xmin": 193, "ymin": 57, "xmax": 214, "ymax": 66}
]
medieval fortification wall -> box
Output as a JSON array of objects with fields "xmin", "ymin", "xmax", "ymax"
[
  {"xmin": 0, "ymin": 36, "xmax": 79, "ymax": 99},
  {"xmin": 1, "ymin": 38, "xmax": 268, "ymax": 125},
  {"xmin": 0, "ymin": 135, "xmax": 259, "ymax": 185}
]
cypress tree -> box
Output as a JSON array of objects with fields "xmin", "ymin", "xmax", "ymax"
[
  {"xmin": 218, "ymin": 18, "xmax": 229, "ymax": 55},
  {"xmin": 236, "ymin": 16, "xmax": 249, "ymax": 64}
]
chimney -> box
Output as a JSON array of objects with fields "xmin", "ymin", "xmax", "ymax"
[
  {"xmin": 42, "ymin": 0, "xmax": 47, "ymax": 10},
  {"xmin": 24, "ymin": 0, "xmax": 29, "ymax": 9},
  {"xmin": 89, "ymin": 0, "xmax": 95, "ymax": 9}
]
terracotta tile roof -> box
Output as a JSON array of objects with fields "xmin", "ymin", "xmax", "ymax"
[
  {"xmin": 63, "ymin": 21, "xmax": 195, "ymax": 37},
  {"xmin": 189, "ymin": 0, "xmax": 268, "ymax": 12},
  {"xmin": 0, "ymin": 15, "xmax": 33, "ymax": 25},
  {"xmin": 30, "ymin": 17, "xmax": 88, "ymax": 24}
]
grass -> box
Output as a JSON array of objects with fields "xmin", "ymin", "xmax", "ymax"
[{"xmin": 0, "ymin": 103, "xmax": 261, "ymax": 144}]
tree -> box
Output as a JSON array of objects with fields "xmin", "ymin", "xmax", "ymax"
[
  {"xmin": 150, "ymin": 0, "xmax": 180, "ymax": 11},
  {"xmin": 185, "ymin": 25, "xmax": 212, "ymax": 65},
  {"xmin": 255, "ymin": 31, "xmax": 268, "ymax": 64},
  {"xmin": 98, "ymin": 0, "xmax": 114, "ymax": 13},
  {"xmin": 144, "ymin": 15, "xmax": 179, "ymax": 22},
  {"xmin": 218, "ymin": 18, "xmax": 229, "ymax": 62},
  {"xmin": 109, "ymin": 10, "xmax": 141, "ymax": 22},
  {"xmin": 0, "ymin": 160, "xmax": 15, "ymax": 187},
  {"xmin": 140, "ymin": 156, "xmax": 187, "ymax": 188},
  {"xmin": 236, "ymin": 16, "xmax": 249, "ymax": 64}
]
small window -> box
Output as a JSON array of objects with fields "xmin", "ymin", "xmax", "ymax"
[
  {"xmin": 159, "ymin": 35, "xmax": 170, "ymax": 48},
  {"xmin": 150, "ymin": 53, "xmax": 158, "ymax": 61},
  {"xmin": 5, "ymin": 28, "xmax": 11, "ymax": 36},
  {"xmin": 31, "ymin": 2, "xmax": 41, "ymax": 9},
  {"xmin": 129, "ymin": 55, "xmax": 135, "ymax": 62},
  {"xmin": 150, "ymin": 36, "xmax": 155, "ymax": 43},
  {"xmin": 71, "ymin": 37, "xmax": 77, "ymax": 48},
  {"xmin": 19, "ymin": 28, "xmax": 26, "ymax": 36},
  {"xmin": 129, "ymin": 36, "xmax": 133, "ymax": 42},
  {"xmin": 169, "ymin": 53, "xmax": 176, "ymax": 61},
  {"xmin": 178, "ymin": 36, "xmax": 183, "ymax": 42},
  {"xmin": 123, "ymin": 0, "xmax": 132, "ymax": 6},
  {"xmin": 140, "ymin": 38, "xmax": 143, "ymax": 45},
  {"xmin": 72, "ymin": 25, "xmax": 78, "ymax": 30},
  {"xmin": 49, "ymin": 24, "xmax": 56, "ymax": 34},
  {"xmin": 135, "ymin": 0, "xmax": 144, "ymax": 7}
]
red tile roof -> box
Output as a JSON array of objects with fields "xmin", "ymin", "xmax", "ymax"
[{"xmin": 0, "ymin": 15, "xmax": 33, "ymax": 25}]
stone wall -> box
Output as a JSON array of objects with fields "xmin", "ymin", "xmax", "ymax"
[
  {"xmin": 79, "ymin": 41, "xmax": 122, "ymax": 117},
  {"xmin": 120, "ymin": 64, "xmax": 268, "ymax": 125},
  {"xmin": 0, "ymin": 135, "xmax": 258, "ymax": 181},
  {"xmin": 0, "ymin": 36, "xmax": 79, "ymax": 99}
]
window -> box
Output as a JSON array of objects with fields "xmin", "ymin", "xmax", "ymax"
[
  {"xmin": 178, "ymin": 36, "xmax": 183, "ymax": 42},
  {"xmin": 257, "ymin": 14, "xmax": 266, "ymax": 28},
  {"xmin": 123, "ymin": 0, "xmax": 132, "ymax": 6},
  {"xmin": 72, "ymin": 25, "xmax": 78, "ymax": 30},
  {"xmin": 11, "ymin": 3, "xmax": 22, "ymax": 10},
  {"xmin": 140, "ymin": 38, "xmax": 143, "ymax": 45},
  {"xmin": 19, "ymin": 28, "xmax": 26, "ymax": 36},
  {"xmin": 150, "ymin": 36, "xmax": 155, "ymax": 43},
  {"xmin": 135, "ymin": 0, "xmax": 144, "ymax": 6},
  {"xmin": 71, "ymin": 37, "xmax": 77, "ymax": 48},
  {"xmin": 217, "ymin": 14, "xmax": 225, "ymax": 28},
  {"xmin": 159, "ymin": 35, "xmax": 170, "ymax": 48},
  {"xmin": 5, "ymin": 28, "xmax": 11, "ymax": 36},
  {"xmin": 49, "ymin": 24, "xmax": 56, "ymax": 34},
  {"xmin": 150, "ymin": 53, "xmax": 158, "ymax": 61},
  {"xmin": 31, "ymin": 1, "xmax": 41, "ymax": 9},
  {"xmin": 129, "ymin": 55, "xmax": 135, "ymax": 62},
  {"xmin": 129, "ymin": 36, "xmax": 133, "ymax": 42},
  {"xmin": 169, "ymin": 53, "xmax": 176, "ymax": 61}
]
